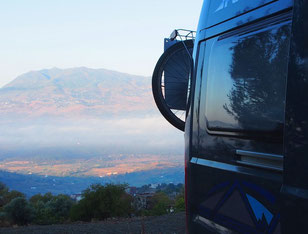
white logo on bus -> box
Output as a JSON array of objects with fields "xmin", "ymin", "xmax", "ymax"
[{"xmin": 215, "ymin": 0, "xmax": 239, "ymax": 12}]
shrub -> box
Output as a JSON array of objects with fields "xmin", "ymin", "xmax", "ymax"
[
  {"xmin": 174, "ymin": 188, "xmax": 185, "ymax": 212},
  {"xmin": 4, "ymin": 197, "xmax": 34, "ymax": 225},
  {"xmin": 29, "ymin": 192, "xmax": 53, "ymax": 204},
  {"xmin": 0, "ymin": 182, "xmax": 25, "ymax": 208},
  {"xmin": 70, "ymin": 183, "xmax": 133, "ymax": 221},
  {"xmin": 30, "ymin": 193, "xmax": 74, "ymax": 224},
  {"xmin": 147, "ymin": 192, "xmax": 171, "ymax": 216}
]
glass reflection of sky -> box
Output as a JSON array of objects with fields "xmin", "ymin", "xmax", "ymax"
[
  {"xmin": 204, "ymin": 22, "xmax": 290, "ymax": 132},
  {"xmin": 205, "ymin": 41, "xmax": 237, "ymax": 127}
]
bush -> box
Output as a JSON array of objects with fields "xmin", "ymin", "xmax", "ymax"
[
  {"xmin": 147, "ymin": 192, "xmax": 171, "ymax": 216},
  {"xmin": 70, "ymin": 183, "xmax": 133, "ymax": 221},
  {"xmin": 4, "ymin": 197, "xmax": 34, "ymax": 225},
  {"xmin": 29, "ymin": 192, "xmax": 53, "ymax": 204},
  {"xmin": 48, "ymin": 194, "xmax": 74, "ymax": 221},
  {"xmin": 0, "ymin": 182, "xmax": 25, "ymax": 208},
  {"xmin": 30, "ymin": 193, "xmax": 74, "ymax": 224},
  {"xmin": 174, "ymin": 197, "xmax": 185, "ymax": 212},
  {"xmin": 174, "ymin": 188, "xmax": 185, "ymax": 212}
]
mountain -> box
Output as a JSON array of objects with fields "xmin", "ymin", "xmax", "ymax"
[
  {"xmin": 0, "ymin": 67, "xmax": 184, "ymax": 181},
  {"xmin": 0, "ymin": 67, "xmax": 155, "ymax": 118}
]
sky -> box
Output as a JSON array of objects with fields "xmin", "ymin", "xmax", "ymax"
[{"xmin": 0, "ymin": 0, "xmax": 203, "ymax": 87}]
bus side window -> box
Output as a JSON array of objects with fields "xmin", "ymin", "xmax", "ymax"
[{"xmin": 204, "ymin": 21, "xmax": 291, "ymax": 137}]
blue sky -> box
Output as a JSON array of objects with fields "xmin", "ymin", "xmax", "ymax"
[{"xmin": 0, "ymin": 0, "xmax": 203, "ymax": 87}]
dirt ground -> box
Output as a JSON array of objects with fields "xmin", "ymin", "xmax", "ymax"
[{"xmin": 0, "ymin": 212, "xmax": 186, "ymax": 234}]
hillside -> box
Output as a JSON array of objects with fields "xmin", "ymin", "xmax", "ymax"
[
  {"xmin": 0, "ymin": 67, "xmax": 154, "ymax": 118},
  {"xmin": 0, "ymin": 67, "xmax": 184, "ymax": 192}
]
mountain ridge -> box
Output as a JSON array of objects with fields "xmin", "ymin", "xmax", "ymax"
[
  {"xmin": 0, "ymin": 67, "xmax": 155, "ymax": 118},
  {"xmin": 3, "ymin": 67, "xmax": 150, "ymax": 89}
]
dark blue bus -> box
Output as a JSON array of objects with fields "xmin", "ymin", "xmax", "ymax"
[{"xmin": 153, "ymin": 0, "xmax": 308, "ymax": 233}]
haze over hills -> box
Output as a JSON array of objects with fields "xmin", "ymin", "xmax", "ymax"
[
  {"xmin": 0, "ymin": 67, "xmax": 155, "ymax": 118},
  {"xmin": 0, "ymin": 67, "xmax": 184, "ymax": 193}
]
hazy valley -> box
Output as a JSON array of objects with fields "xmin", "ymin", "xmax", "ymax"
[
  {"xmin": 0, "ymin": 153, "xmax": 182, "ymax": 177},
  {"xmin": 0, "ymin": 67, "xmax": 184, "ymax": 195}
]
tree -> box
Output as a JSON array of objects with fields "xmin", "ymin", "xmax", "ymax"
[
  {"xmin": 174, "ymin": 188, "xmax": 185, "ymax": 212},
  {"xmin": 70, "ymin": 183, "xmax": 133, "ymax": 221},
  {"xmin": 0, "ymin": 182, "xmax": 25, "ymax": 209},
  {"xmin": 29, "ymin": 192, "xmax": 53, "ymax": 204},
  {"xmin": 0, "ymin": 182, "xmax": 9, "ymax": 208},
  {"xmin": 30, "ymin": 193, "xmax": 73, "ymax": 224},
  {"xmin": 147, "ymin": 192, "xmax": 171, "ymax": 216},
  {"xmin": 4, "ymin": 197, "xmax": 34, "ymax": 225},
  {"xmin": 47, "ymin": 194, "xmax": 73, "ymax": 221}
]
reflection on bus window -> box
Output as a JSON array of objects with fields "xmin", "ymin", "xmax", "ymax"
[{"xmin": 205, "ymin": 22, "xmax": 291, "ymax": 133}]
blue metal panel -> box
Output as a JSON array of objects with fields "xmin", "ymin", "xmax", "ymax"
[
  {"xmin": 206, "ymin": 0, "xmax": 277, "ymax": 28},
  {"xmin": 196, "ymin": 0, "xmax": 292, "ymax": 40},
  {"xmin": 280, "ymin": 0, "xmax": 308, "ymax": 232}
]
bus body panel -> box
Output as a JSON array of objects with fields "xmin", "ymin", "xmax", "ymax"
[
  {"xmin": 185, "ymin": 0, "xmax": 308, "ymax": 233},
  {"xmin": 280, "ymin": 0, "xmax": 308, "ymax": 232}
]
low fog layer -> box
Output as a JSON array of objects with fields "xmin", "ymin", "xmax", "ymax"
[
  {"xmin": 0, "ymin": 116, "xmax": 183, "ymax": 160},
  {"xmin": 0, "ymin": 68, "xmax": 184, "ymax": 161}
]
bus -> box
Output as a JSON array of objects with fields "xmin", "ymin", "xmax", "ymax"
[{"xmin": 152, "ymin": 0, "xmax": 308, "ymax": 233}]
